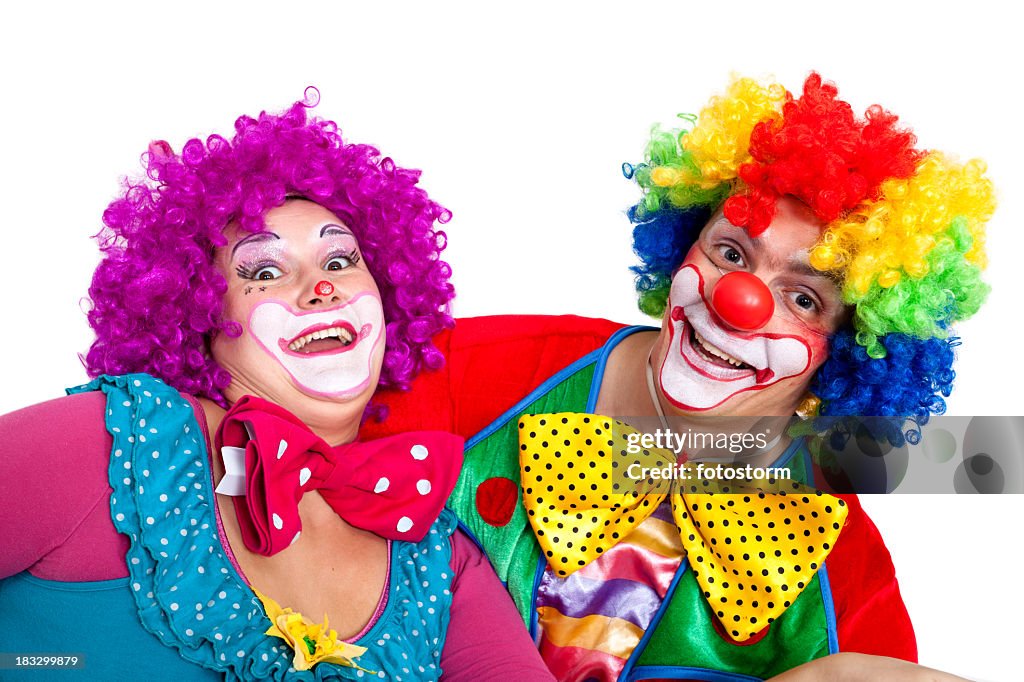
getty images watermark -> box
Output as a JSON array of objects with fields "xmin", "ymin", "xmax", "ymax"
[
  {"xmin": 623, "ymin": 428, "xmax": 791, "ymax": 484},
  {"xmin": 607, "ymin": 415, "xmax": 1024, "ymax": 494}
]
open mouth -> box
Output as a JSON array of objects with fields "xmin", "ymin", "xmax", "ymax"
[
  {"xmin": 278, "ymin": 321, "xmax": 369, "ymax": 357},
  {"xmin": 690, "ymin": 323, "xmax": 751, "ymax": 370},
  {"xmin": 675, "ymin": 307, "xmax": 776, "ymax": 385}
]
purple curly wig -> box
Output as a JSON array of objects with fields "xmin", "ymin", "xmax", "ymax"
[{"xmin": 86, "ymin": 91, "xmax": 455, "ymax": 405}]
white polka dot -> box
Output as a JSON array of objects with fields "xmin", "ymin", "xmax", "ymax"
[
  {"xmin": 134, "ymin": 379, "xmax": 142, "ymax": 387},
  {"xmin": 152, "ymin": 450, "xmax": 160, "ymax": 459},
  {"xmin": 170, "ymin": 603, "xmax": 179, "ymax": 611},
  {"xmin": 197, "ymin": 566, "xmax": 205, "ymax": 574},
  {"xmin": 214, "ymin": 633, "xmax": 223, "ymax": 641},
  {"xmin": 146, "ymin": 516, "xmax": 155, "ymax": 525},
  {"xmin": 115, "ymin": 513, "xmax": 125, "ymax": 521},
  {"xmin": 272, "ymin": 513, "xmax": 284, "ymax": 530},
  {"xmin": 299, "ymin": 467, "xmax": 312, "ymax": 486},
  {"xmin": 139, "ymin": 435, "xmax": 146, "ymax": 443},
  {"xmin": 410, "ymin": 444, "xmax": 428, "ymax": 460},
  {"xmin": 122, "ymin": 400, "xmax": 131, "ymax": 407},
  {"xmin": 123, "ymin": 461, "xmax": 131, "ymax": 470},
  {"xmin": 396, "ymin": 516, "xmax": 413, "ymax": 533},
  {"xmin": 374, "ymin": 477, "xmax": 390, "ymax": 493},
  {"xmin": 185, "ymin": 628, "xmax": 193, "ymax": 636},
  {"xmin": 139, "ymin": 418, "xmax": 146, "ymax": 427},
  {"xmin": 160, "ymin": 538, "xmax": 168, "ymax": 546},
  {"xmin": 114, "ymin": 449, "xmax": 122, "ymax": 457},
  {"xmin": 159, "ymin": 494, "xmax": 168, "ymax": 502},
  {"xmin": 236, "ymin": 649, "xmax": 245, "ymax": 658},
  {"xmin": 416, "ymin": 479, "xmax": 432, "ymax": 495},
  {"xmin": 219, "ymin": 591, "xmax": 227, "ymax": 599},
  {"xmin": 277, "ymin": 439, "xmax": 288, "ymax": 459},
  {"xmin": 196, "ymin": 613, "xmax": 204, "ymax": 621}
]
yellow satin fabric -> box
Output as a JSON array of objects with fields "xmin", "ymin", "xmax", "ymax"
[{"xmin": 519, "ymin": 413, "xmax": 848, "ymax": 642}]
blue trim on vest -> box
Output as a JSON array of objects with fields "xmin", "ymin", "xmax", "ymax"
[
  {"xmin": 586, "ymin": 325, "xmax": 658, "ymax": 410},
  {"xmin": 627, "ymin": 665, "xmax": 763, "ymax": 682},
  {"xmin": 618, "ymin": 561, "xmax": 691, "ymax": 681},
  {"xmin": 528, "ymin": 555, "xmax": 546, "ymax": 642},
  {"xmin": 465, "ymin": 350, "xmax": 602, "ymax": 451},
  {"xmin": 818, "ymin": 564, "xmax": 840, "ymax": 655}
]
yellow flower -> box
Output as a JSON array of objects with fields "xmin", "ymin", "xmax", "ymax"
[{"xmin": 254, "ymin": 589, "xmax": 371, "ymax": 673}]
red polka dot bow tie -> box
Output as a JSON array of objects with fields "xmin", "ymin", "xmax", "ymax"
[
  {"xmin": 519, "ymin": 413, "xmax": 848, "ymax": 642},
  {"xmin": 214, "ymin": 395, "xmax": 463, "ymax": 556}
]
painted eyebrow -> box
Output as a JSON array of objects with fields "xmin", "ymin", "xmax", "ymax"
[
  {"xmin": 320, "ymin": 223, "xmax": 354, "ymax": 238},
  {"xmin": 230, "ymin": 232, "xmax": 280, "ymax": 258}
]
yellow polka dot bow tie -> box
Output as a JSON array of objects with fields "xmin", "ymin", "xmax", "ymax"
[{"xmin": 519, "ymin": 413, "xmax": 848, "ymax": 642}]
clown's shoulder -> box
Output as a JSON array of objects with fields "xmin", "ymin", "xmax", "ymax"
[
  {"xmin": 0, "ymin": 390, "xmax": 126, "ymax": 580},
  {"xmin": 826, "ymin": 493, "xmax": 918, "ymax": 660},
  {"xmin": 362, "ymin": 314, "xmax": 624, "ymax": 439}
]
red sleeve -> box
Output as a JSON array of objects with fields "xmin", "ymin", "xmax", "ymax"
[
  {"xmin": 440, "ymin": 530, "xmax": 554, "ymax": 681},
  {"xmin": 0, "ymin": 391, "xmax": 128, "ymax": 581},
  {"xmin": 826, "ymin": 494, "xmax": 917, "ymax": 661},
  {"xmin": 363, "ymin": 315, "xmax": 623, "ymax": 440}
]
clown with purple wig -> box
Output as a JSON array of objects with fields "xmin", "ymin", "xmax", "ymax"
[{"xmin": 0, "ymin": 92, "xmax": 553, "ymax": 680}]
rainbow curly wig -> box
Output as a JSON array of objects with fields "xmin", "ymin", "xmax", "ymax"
[
  {"xmin": 87, "ymin": 90, "xmax": 455, "ymax": 405},
  {"xmin": 625, "ymin": 74, "xmax": 995, "ymax": 425}
]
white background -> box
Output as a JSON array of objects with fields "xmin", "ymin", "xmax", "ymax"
[{"xmin": 1, "ymin": 2, "xmax": 1021, "ymax": 679}]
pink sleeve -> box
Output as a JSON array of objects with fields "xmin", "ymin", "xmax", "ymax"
[
  {"xmin": 440, "ymin": 530, "xmax": 554, "ymax": 681},
  {"xmin": 0, "ymin": 391, "xmax": 128, "ymax": 581}
]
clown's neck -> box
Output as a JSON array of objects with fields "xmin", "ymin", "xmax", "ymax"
[
  {"xmin": 595, "ymin": 330, "xmax": 793, "ymax": 468},
  {"xmin": 594, "ymin": 330, "xmax": 662, "ymax": 417}
]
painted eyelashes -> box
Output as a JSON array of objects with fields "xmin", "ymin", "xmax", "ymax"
[{"xmin": 235, "ymin": 248, "xmax": 361, "ymax": 281}]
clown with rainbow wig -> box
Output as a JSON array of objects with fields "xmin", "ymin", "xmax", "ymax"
[{"xmin": 365, "ymin": 73, "xmax": 994, "ymax": 681}]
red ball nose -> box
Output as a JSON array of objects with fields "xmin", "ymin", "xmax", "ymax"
[{"xmin": 710, "ymin": 272, "xmax": 774, "ymax": 331}]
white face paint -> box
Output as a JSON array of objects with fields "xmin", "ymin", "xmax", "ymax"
[
  {"xmin": 247, "ymin": 292, "xmax": 384, "ymax": 398},
  {"xmin": 660, "ymin": 265, "xmax": 812, "ymax": 411}
]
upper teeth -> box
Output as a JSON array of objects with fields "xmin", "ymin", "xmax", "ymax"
[
  {"xmin": 288, "ymin": 326, "xmax": 353, "ymax": 351},
  {"xmin": 694, "ymin": 329, "xmax": 746, "ymax": 367}
]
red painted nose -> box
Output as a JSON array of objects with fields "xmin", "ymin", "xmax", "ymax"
[{"xmin": 710, "ymin": 272, "xmax": 774, "ymax": 331}]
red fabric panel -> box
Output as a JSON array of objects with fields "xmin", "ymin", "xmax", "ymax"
[
  {"xmin": 827, "ymin": 494, "xmax": 918, "ymax": 661},
  {"xmin": 362, "ymin": 315, "xmax": 623, "ymax": 439}
]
